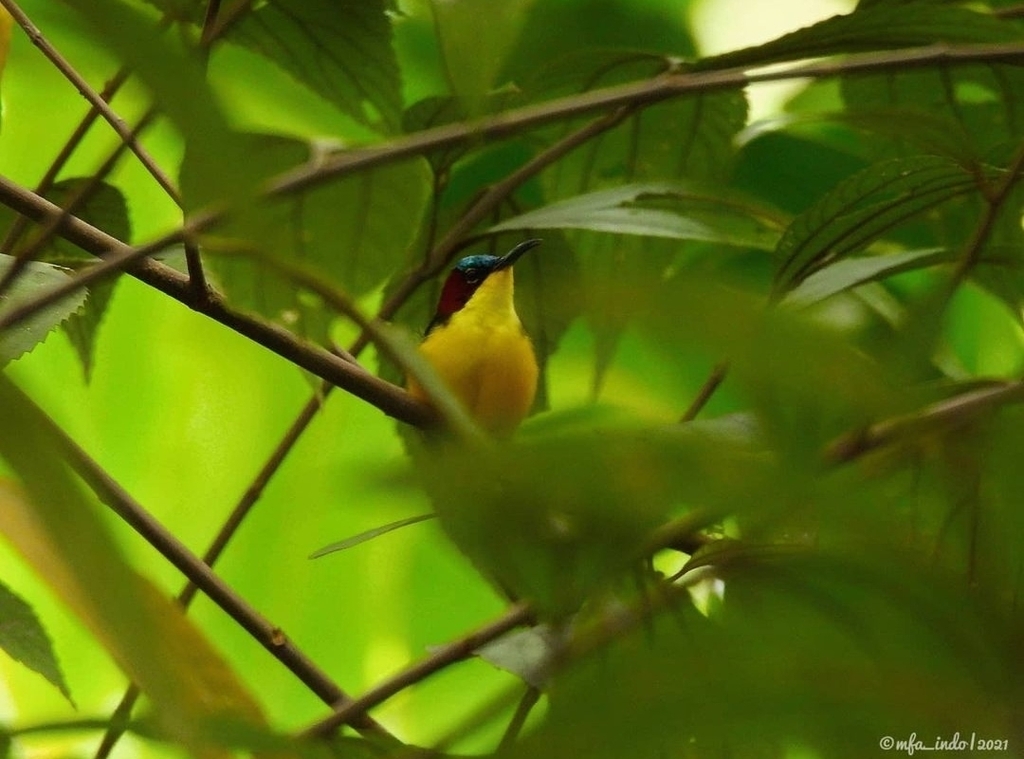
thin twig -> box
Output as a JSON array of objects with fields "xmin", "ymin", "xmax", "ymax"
[
  {"xmin": 497, "ymin": 687, "xmax": 541, "ymax": 750},
  {"xmin": 680, "ymin": 362, "xmax": 729, "ymax": 423},
  {"xmin": 948, "ymin": 139, "xmax": 1024, "ymax": 289},
  {"xmin": 91, "ymin": 391, "xmax": 353, "ymax": 759},
  {"xmin": 14, "ymin": 397, "xmax": 390, "ymax": 739},
  {"xmin": 265, "ymin": 42, "xmax": 1024, "ymax": 200},
  {"xmin": 824, "ymin": 380, "xmax": 1024, "ymax": 465},
  {"xmin": 300, "ymin": 604, "xmax": 534, "ymax": 740},
  {"xmin": 0, "ymin": 175, "xmax": 433, "ymax": 428},
  {"xmin": 0, "ymin": 0, "xmax": 180, "ymax": 203}
]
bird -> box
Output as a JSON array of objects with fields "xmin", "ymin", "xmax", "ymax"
[{"xmin": 407, "ymin": 239, "xmax": 541, "ymax": 437}]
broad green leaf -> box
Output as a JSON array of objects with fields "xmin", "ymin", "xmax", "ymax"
[
  {"xmin": 430, "ymin": 0, "xmax": 537, "ymax": 112},
  {"xmin": 416, "ymin": 417, "xmax": 764, "ymax": 618},
  {"xmin": 784, "ymin": 247, "xmax": 949, "ymax": 306},
  {"xmin": 0, "ymin": 255, "xmax": 87, "ymax": 365},
  {"xmin": 0, "ymin": 378, "xmax": 265, "ymax": 753},
  {"xmin": 0, "ymin": 576, "xmax": 72, "ymax": 705},
  {"xmin": 697, "ymin": 2, "xmax": 1022, "ymax": 72},
  {"xmin": 39, "ymin": 179, "xmax": 131, "ymax": 382},
  {"xmin": 181, "ymin": 133, "xmax": 431, "ymax": 346},
  {"xmin": 842, "ymin": 64, "xmax": 1024, "ymax": 161},
  {"xmin": 229, "ymin": 0, "xmax": 403, "ymax": 133},
  {"xmin": 774, "ymin": 155, "xmax": 986, "ymax": 292},
  {"xmin": 489, "ymin": 182, "xmax": 785, "ymax": 251}
]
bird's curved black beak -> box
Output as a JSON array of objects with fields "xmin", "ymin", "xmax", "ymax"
[{"xmin": 495, "ymin": 238, "xmax": 542, "ymax": 271}]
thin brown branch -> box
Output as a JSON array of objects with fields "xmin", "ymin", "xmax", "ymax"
[
  {"xmin": 300, "ymin": 603, "xmax": 534, "ymax": 740},
  {"xmin": 0, "ymin": 0, "xmax": 180, "ymax": 203},
  {"xmin": 16, "ymin": 395, "xmax": 387, "ymax": 738},
  {"xmin": 497, "ymin": 687, "xmax": 541, "ymax": 750},
  {"xmin": 948, "ymin": 139, "xmax": 1024, "ymax": 288},
  {"xmin": 680, "ymin": 362, "xmax": 729, "ymax": 423},
  {"xmin": 91, "ymin": 390, "xmax": 359, "ymax": 759},
  {"xmin": 266, "ymin": 42, "xmax": 1024, "ymax": 200},
  {"xmin": 0, "ymin": 175, "xmax": 433, "ymax": 428},
  {"xmin": 824, "ymin": 380, "xmax": 1024, "ymax": 465}
]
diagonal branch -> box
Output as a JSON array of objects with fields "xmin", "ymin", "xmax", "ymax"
[
  {"xmin": 299, "ymin": 604, "xmax": 534, "ymax": 740},
  {"xmin": 0, "ymin": 0, "xmax": 180, "ymax": 203},
  {"xmin": 0, "ymin": 174, "xmax": 433, "ymax": 428},
  {"xmin": 18, "ymin": 391, "xmax": 390, "ymax": 738}
]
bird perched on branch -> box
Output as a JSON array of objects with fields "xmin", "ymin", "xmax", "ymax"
[{"xmin": 407, "ymin": 239, "xmax": 541, "ymax": 437}]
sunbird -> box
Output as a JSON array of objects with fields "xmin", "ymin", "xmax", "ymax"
[{"xmin": 408, "ymin": 239, "xmax": 541, "ymax": 437}]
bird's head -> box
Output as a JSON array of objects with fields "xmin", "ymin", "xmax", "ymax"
[{"xmin": 428, "ymin": 238, "xmax": 541, "ymax": 333}]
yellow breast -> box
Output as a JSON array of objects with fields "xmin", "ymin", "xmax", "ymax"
[{"xmin": 408, "ymin": 267, "xmax": 538, "ymax": 437}]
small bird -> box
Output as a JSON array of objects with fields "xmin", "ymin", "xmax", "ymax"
[{"xmin": 408, "ymin": 239, "xmax": 541, "ymax": 437}]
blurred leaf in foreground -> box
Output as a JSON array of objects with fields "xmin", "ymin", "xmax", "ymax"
[{"xmin": 0, "ymin": 377, "xmax": 265, "ymax": 754}]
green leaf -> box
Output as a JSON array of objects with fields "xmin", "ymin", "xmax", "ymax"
[
  {"xmin": 430, "ymin": 0, "xmax": 537, "ymax": 111},
  {"xmin": 0, "ymin": 378, "xmax": 266, "ymax": 753},
  {"xmin": 309, "ymin": 513, "xmax": 435, "ymax": 558},
  {"xmin": 507, "ymin": 551, "xmax": 1015, "ymax": 759},
  {"xmin": 774, "ymin": 155, "xmax": 985, "ymax": 291},
  {"xmin": 521, "ymin": 51, "xmax": 748, "ymax": 395},
  {"xmin": 490, "ymin": 182, "xmax": 785, "ymax": 251},
  {"xmin": 0, "ymin": 255, "xmax": 87, "ymax": 365},
  {"xmin": 39, "ymin": 179, "xmax": 131, "ymax": 382},
  {"xmin": 62, "ymin": 0, "xmax": 242, "ymax": 207},
  {"xmin": 697, "ymin": 2, "xmax": 1022, "ymax": 72},
  {"xmin": 841, "ymin": 64, "xmax": 1024, "ymax": 161},
  {"xmin": 0, "ymin": 577, "xmax": 72, "ymax": 705},
  {"xmin": 229, "ymin": 0, "xmax": 403, "ymax": 133},
  {"xmin": 181, "ymin": 133, "xmax": 431, "ymax": 346},
  {"xmin": 783, "ymin": 247, "xmax": 949, "ymax": 306}
]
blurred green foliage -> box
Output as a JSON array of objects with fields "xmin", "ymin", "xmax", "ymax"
[{"xmin": 1, "ymin": 0, "xmax": 1024, "ymax": 757}]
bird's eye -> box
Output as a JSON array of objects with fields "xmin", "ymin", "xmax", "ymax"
[{"xmin": 464, "ymin": 268, "xmax": 484, "ymax": 284}]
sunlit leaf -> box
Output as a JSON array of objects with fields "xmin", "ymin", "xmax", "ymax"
[
  {"xmin": 0, "ymin": 6, "xmax": 12, "ymax": 86},
  {"xmin": 430, "ymin": 0, "xmax": 537, "ymax": 112},
  {"xmin": 0, "ymin": 255, "xmax": 87, "ymax": 365},
  {"xmin": 230, "ymin": 0, "xmax": 403, "ymax": 132},
  {"xmin": 783, "ymin": 247, "xmax": 948, "ymax": 306},
  {"xmin": 490, "ymin": 182, "xmax": 784, "ymax": 251},
  {"xmin": 698, "ymin": 2, "xmax": 1022, "ymax": 72},
  {"xmin": 0, "ymin": 575, "xmax": 72, "ymax": 705}
]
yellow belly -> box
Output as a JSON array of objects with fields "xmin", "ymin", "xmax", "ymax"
[{"xmin": 408, "ymin": 313, "xmax": 538, "ymax": 437}]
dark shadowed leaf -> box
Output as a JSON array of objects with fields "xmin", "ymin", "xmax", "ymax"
[
  {"xmin": 0, "ymin": 577, "xmax": 72, "ymax": 705},
  {"xmin": 774, "ymin": 155, "xmax": 988, "ymax": 291},
  {"xmin": 229, "ymin": 0, "xmax": 403, "ymax": 132},
  {"xmin": 39, "ymin": 179, "xmax": 131, "ymax": 382},
  {"xmin": 182, "ymin": 133, "xmax": 431, "ymax": 347}
]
